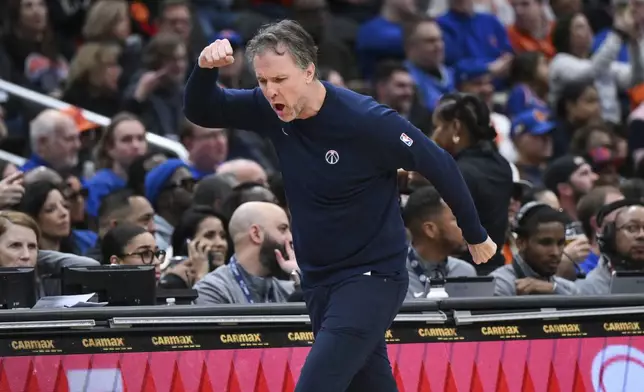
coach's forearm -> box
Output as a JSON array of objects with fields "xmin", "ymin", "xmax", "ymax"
[{"xmin": 183, "ymin": 66, "xmax": 222, "ymax": 128}]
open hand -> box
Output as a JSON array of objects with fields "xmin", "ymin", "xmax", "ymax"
[
  {"xmin": 275, "ymin": 239, "xmax": 299, "ymax": 273},
  {"xmin": 0, "ymin": 171, "xmax": 24, "ymax": 209}
]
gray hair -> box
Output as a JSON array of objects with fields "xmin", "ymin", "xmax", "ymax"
[
  {"xmin": 245, "ymin": 20, "xmax": 318, "ymax": 74},
  {"xmin": 29, "ymin": 110, "xmax": 76, "ymax": 152}
]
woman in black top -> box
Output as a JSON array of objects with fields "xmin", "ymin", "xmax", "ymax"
[{"xmin": 432, "ymin": 93, "xmax": 513, "ymax": 274}]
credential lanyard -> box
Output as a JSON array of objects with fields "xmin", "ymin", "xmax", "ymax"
[
  {"xmin": 408, "ymin": 247, "xmax": 446, "ymax": 283},
  {"xmin": 229, "ymin": 256, "xmax": 274, "ymax": 304}
]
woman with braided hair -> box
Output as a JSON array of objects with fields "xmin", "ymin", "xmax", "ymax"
[{"xmin": 432, "ymin": 93, "xmax": 514, "ymax": 274}]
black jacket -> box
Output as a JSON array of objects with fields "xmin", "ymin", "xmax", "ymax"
[{"xmin": 455, "ymin": 141, "xmax": 513, "ymax": 275}]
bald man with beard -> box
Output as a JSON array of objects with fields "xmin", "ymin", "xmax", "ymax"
[{"xmin": 194, "ymin": 201, "xmax": 297, "ymax": 304}]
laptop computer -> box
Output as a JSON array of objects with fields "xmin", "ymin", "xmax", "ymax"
[
  {"xmin": 610, "ymin": 271, "xmax": 644, "ymax": 294},
  {"xmin": 439, "ymin": 276, "xmax": 496, "ymax": 298}
]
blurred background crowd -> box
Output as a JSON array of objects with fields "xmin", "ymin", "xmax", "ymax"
[{"xmin": 0, "ymin": 0, "xmax": 643, "ymax": 306}]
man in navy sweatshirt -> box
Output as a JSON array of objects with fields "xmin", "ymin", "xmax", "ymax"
[{"xmin": 184, "ymin": 19, "xmax": 496, "ymax": 392}]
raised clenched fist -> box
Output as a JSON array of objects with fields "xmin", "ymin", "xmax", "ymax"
[{"xmin": 198, "ymin": 39, "xmax": 235, "ymax": 69}]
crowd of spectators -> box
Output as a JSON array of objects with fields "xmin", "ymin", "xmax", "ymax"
[{"xmin": 0, "ymin": 0, "xmax": 643, "ymax": 306}]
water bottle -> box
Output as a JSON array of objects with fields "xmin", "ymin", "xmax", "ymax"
[{"xmin": 426, "ymin": 286, "xmax": 449, "ymax": 299}]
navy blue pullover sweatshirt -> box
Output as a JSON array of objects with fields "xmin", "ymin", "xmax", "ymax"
[{"xmin": 184, "ymin": 67, "xmax": 487, "ymax": 286}]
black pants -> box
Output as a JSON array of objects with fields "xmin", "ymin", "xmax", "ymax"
[{"xmin": 295, "ymin": 270, "xmax": 408, "ymax": 392}]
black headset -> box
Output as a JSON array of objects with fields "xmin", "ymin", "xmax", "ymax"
[
  {"xmin": 513, "ymin": 201, "xmax": 551, "ymax": 236},
  {"xmin": 596, "ymin": 199, "xmax": 644, "ymax": 256}
]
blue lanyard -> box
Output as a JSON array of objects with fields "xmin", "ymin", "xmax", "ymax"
[
  {"xmin": 229, "ymin": 256, "xmax": 274, "ymax": 304},
  {"xmin": 408, "ymin": 247, "xmax": 447, "ymax": 283}
]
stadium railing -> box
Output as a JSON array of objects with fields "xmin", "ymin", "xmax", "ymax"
[
  {"xmin": 0, "ymin": 295, "xmax": 643, "ymax": 390},
  {"xmin": 0, "ymin": 78, "xmax": 189, "ymax": 166}
]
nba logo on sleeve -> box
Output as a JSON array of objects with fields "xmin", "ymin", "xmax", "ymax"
[{"xmin": 400, "ymin": 133, "xmax": 413, "ymax": 146}]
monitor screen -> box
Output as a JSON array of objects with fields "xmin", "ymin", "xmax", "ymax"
[
  {"xmin": 0, "ymin": 267, "xmax": 37, "ymax": 309},
  {"xmin": 61, "ymin": 265, "xmax": 156, "ymax": 306},
  {"xmin": 439, "ymin": 276, "xmax": 496, "ymax": 298},
  {"xmin": 611, "ymin": 271, "xmax": 644, "ymax": 294}
]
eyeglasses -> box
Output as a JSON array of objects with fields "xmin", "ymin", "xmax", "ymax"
[
  {"xmin": 617, "ymin": 223, "xmax": 644, "ymax": 235},
  {"xmin": 121, "ymin": 249, "xmax": 166, "ymax": 265},
  {"xmin": 165, "ymin": 178, "xmax": 196, "ymax": 193}
]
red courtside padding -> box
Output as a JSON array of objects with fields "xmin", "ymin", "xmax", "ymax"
[{"xmin": 4, "ymin": 337, "xmax": 644, "ymax": 391}]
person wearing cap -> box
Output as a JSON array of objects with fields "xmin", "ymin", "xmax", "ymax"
[
  {"xmin": 21, "ymin": 109, "xmax": 84, "ymax": 175},
  {"xmin": 544, "ymin": 155, "xmax": 599, "ymax": 220},
  {"xmin": 145, "ymin": 159, "xmax": 195, "ymax": 250},
  {"xmin": 511, "ymin": 109, "xmax": 555, "ymax": 187},
  {"xmin": 454, "ymin": 61, "xmax": 513, "ymax": 161}
]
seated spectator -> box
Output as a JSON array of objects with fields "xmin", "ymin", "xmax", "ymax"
[
  {"xmin": 216, "ymin": 159, "xmax": 268, "ymax": 186},
  {"xmin": 127, "ymin": 152, "xmax": 170, "ymax": 196},
  {"xmin": 549, "ymin": 11, "xmax": 644, "ymax": 125},
  {"xmin": 194, "ymin": 201, "xmax": 295, "ymax": 304},
  {"xmin": 620, "ymin": 178, "xmax": 644, "ymax": 202},
  {"xmin": 506, "ymin": 51, "xmax": 550, "ymax": 119},
  {"xmin": 452, "ymin": 63, "xmax": 512, "ymax": 153},
  {"xmin": 570, "ymin": 123, "xmax": 623, "ymax": 187},
  {"xmin": 221, "ymin": 182, "xmax": 277, "ymax": 220},
  {"xmin": 16, "ymin": 181, "xmax": 80, "ymax": 254},
  {"xmin": 522, "ymin": 186, "xmax": 560, "ymax": 209},
  {"xmin": 85, "ymin": 113, "xmax": 148, "ymax": 218},
  {"xmin": 59, "ymin": 171, "xmax": 96, "ymax": 253},
  {"xmin": 356, "ymin": 0, "xmax": 417, "ymax": 78},
  {"xmin": 373, "ymin": 61, "xmax": 430, "ymax": 133},
  {"xmin": 0, "ymin": 210, "xmax": 39, "ymax": 270},
  {"xmin": 437, "ymin": 0, "xmax": 513, "ymax": 77},
  {"xmin": 193, "ymin": 173, "xmax": 235, "ymax": 212},
  {"xmin": 511, "ymin": 110, "xmax": 555, "ymax": 186},
  {"xmin": 87, "ymin": 189, "xmax": 156, "ymax": 262},
  {"xmin": 402, "ymin": 186, "xmax": 476, "ymax": 299},
  {"xmin": 1, "ymin": 0, "xmax": 73, "ymax": 96},
  {"xmin": 293, "ymin": 0, "xmax": 358, "ymax": 81},
  {"xmin": 591, "ymin": 0, "xmax": 638, "ymax": 64},
  {"xmin": 156, "ymin": 0, "xmax": 202, "ymax": 74},
  {"xmin": 431, "ymin": 93, "xmax": 513, "ymax": 274},
  {"xmin": 574, "ymin": 186, "xmax": 624, "ymax": 277},
  {"xmin": 552, "ymin": 81, "xmax": 602, "ymax": 158},
  {"xmin": 21, "ymin": 110, "xmax": 81, "ymax": 174},
  {"xmin": 63, "ymin": 42, "xmax": 125, "ymax": 118},
  {"xmin": 403, "ymin": 18, "xmax": 455, "ymax": 113},
  {"xmin": 490, "ymin": 202, "xmax": 578, "ymax": 295},
  {"xmin": 101, "ymin": 223, "xmax": 164, "ymax": 281},
  {"xmin": 82, "ymin": 0, "xmax": 142, "ymax": 86},
  {"xmin": 160, "ymin": 206, "xmax": 231, "ymax": 288},
  {"xmin": 577, "ymin": 201, "xmax": 644, "ymax": 294},
  {"xmin": 124, "ymin": 32, "xmax": 188, "ymax": 138},
  {"xmin": 145, "ymin": 159, "xmax": 195, "ymax": 250},
  {"xmin": 507, "ymin": 0, "xmax": 555, "ymax": 58},
  {"xmin": 180, "ymin": 121, "xmax": 228, "ymax": 180},
  {"xmin": 544, "ymin": 155, "xmax": 598, "ymax": 220}
]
